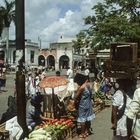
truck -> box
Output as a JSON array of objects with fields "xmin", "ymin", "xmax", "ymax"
[{"xmin": 105, "ymin": 42, "xmax": 140, "ymax": 79}]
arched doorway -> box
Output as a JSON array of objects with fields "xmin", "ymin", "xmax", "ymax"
[
  {"xmin": 38, "ymin": 55, "xmax": 45, "ymax": 66},
  {"xmin": 59, "ymin": 55, "xmax": 69, "ymax": 69},
  {"xmin": 47, "ymin": 55, "xmax": 55, "ymax": 70}
]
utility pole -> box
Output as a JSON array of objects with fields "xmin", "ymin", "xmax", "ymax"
[
  {"xmin": 16, "ymin": 0, "xmax": 29, "ymax": 138},
  {"xmin": 38, "ymin": 36, "xmax": 42, "ymax": 50}
]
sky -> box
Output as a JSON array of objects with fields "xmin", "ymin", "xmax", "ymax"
[{"xmin": 0, "ymin": 0, "xmax": 102, "ymax": 48}]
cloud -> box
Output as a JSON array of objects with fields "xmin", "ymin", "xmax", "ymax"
[
  {"xmin": 40, "ymin": 0, "xmax": 100, "ymax": 47},
  {"xmin": 41, "ymin": 10, "xmax": 79, "ymax": 42},
  {"xmin": 0, "ymin": 0, "xmax": 101, "ymax": 48}
]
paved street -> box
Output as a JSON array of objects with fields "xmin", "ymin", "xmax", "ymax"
[
  {"xmin": 0, "ymin": 70, "xmax": 67, "ymax": 119},
  {"xmin": 91, "ymin": 107, "xmax": 113, "ymax": 140},
  {"xmin": 74, "ymin": 107, "xmax": 113, "ymax": 140},
  {"xmin": 0, "ymin": 73, "xmax": 15, "ymax": 119}
]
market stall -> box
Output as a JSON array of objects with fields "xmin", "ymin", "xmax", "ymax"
[
  {"xmin": 92, "ymin": 77, "xmax": 112, "ymax": 113},
  {"xmin": 23, "ymin": 76, "xmax": 77, "ymax": 140},
  {"xmin": 24, "ymin": 117, "xmax": 77, "ymax": 140},
  {"xmin": 39, "ymin": 76, "xmax": 70, "ymax": 118}
]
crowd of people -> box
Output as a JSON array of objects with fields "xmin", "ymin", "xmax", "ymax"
[{"xmin": 0, "ymin": 62, "xmax": 140, "ymax": 140}]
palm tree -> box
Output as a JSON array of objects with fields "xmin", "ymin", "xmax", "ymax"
[
  {"xmin": 0, "ymin": 0, "xmax": 15, "ymax": 64},
  {"xmin": 0, "ymin": 7, "xmax": 4, "ymax": 38}
]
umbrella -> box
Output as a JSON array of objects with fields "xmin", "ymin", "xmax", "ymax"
[
  {"xmin": 39, "ymin": 76, "xmax": 68, "ymax": 118},
  {"xmin": 39, "ymin": 76, "xmax": 68, "ymax": 88}
]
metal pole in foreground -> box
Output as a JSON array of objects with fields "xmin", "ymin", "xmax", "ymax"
[{"xmin": 16, "ymin": 0, "xmax": 28, "ymax": 138}]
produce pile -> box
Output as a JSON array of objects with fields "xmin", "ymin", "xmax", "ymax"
[
  {"xmin": 93, "ymin": 91, "xmax": 105, "ymax": 105},
  {"xmin": 24, "ymin": 118, "xmax": 74, "ymax": 140}
]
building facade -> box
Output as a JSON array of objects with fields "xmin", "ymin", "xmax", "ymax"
[
  {"xmin": 38, "ymin": 37, "xmax": 77, "ymax": 70},
  {"xmin": 0, "ymin": 40, "xmax": 39, "ymax": 67}
]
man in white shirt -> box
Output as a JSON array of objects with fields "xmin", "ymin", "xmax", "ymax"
[{"xmin": 67, "ymin": 67, "xmax": 73, "ymax": 79}]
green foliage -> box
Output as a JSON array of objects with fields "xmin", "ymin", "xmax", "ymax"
[
  {"xmin": 0, "ymin": 8, "xmax": 4, "ymax": 36},
  {"xmin": 74, "ymin": 0, "xmax": 140, "ymax": 50},
  {"xmin": 72, "ymin": 30, "xmax": 87, "ymax": 53},
  {"xmin": 0, "ymin": 0, "xmax": 15, "ymax": 29}
]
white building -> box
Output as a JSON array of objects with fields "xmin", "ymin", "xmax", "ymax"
[
  {"xmin": 39, "ymin": 36, "xmax": 76, "ymax": 70},
  {"xmin": 0, "ymin": 39, "xmax": 39, "ymax": 67}
]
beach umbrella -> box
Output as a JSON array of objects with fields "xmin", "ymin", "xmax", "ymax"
[
  {"xmin": 39, "ymin": 76, "xmax": 68, "ymax": 118},
  {"xmin": 39, "ymin": 76, "xmax": 68, "ymax": 88}
]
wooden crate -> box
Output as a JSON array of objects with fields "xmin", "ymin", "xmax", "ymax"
[{"xmin": 56, "ymin": 124, "xmax": 77, "ymax": 140}]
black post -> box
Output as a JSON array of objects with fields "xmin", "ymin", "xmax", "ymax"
[
  {"xmin": 16, "ymin": 0, "xmax": 28, "ymax": 138},
  {"xmin": 52, "ymin": 88, "xmax": 56, "ymax": 118}
]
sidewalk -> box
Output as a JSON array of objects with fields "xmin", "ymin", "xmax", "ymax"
[{"xmin": 74, "ymin": 107, "xmax": 113, "ymax": 140}]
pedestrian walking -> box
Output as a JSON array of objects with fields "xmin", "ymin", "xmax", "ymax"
[
  {"xmin": 28, "ymin": 71, "xmax": 36, "ymax": 96},
  {"xmin": 67, "ymin": 67, "xmax": 73, "ymax": 80}
]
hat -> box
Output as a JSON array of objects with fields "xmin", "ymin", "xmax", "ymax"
[{"xmin": 74, "ymin": 73, "xmax": 87, "ymax": 86}]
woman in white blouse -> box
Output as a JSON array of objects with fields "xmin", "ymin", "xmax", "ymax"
[
  {"xmin": 126, "ymin": 77, "xmax": 140, "ymax": 140},
  {"xmin": 111, "ymin": 79, "xmax": 133, "ymax": 140}
]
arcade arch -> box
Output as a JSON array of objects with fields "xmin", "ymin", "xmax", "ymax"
[
  {"xmin": 46, "ymin": 55, "xmax": 55, "ymax": 69},
  {"xmin": 38, "ymin": 55, "xmax": 45, "ymax": 66},
  {"xmin": 59, "ymin": 55, "xmax": 69, "ymax": 69}
]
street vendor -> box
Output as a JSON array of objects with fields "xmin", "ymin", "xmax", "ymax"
[{"xmin": 26, "ymin": 95, "xmax": 48, "ymax": 130}]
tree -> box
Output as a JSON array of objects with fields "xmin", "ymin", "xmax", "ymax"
[
  {"xmin": 72, "ymin": 30, "xmax": 88, "ymax": 54},
  {"xmin": 83, "ymin": 0, "xmax": 140, "ymax": 50},
  {"xmin": 0, "ymin": 7, "xmax": 4, "ymax": 37},
  {"xmin": 0, "ymin": 0, "xmax": 15, "ymax": 63}
]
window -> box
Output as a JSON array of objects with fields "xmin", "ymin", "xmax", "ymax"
[{"xmin": 30, "ymin": 51, "xmax": 34, "ymax": 63}]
